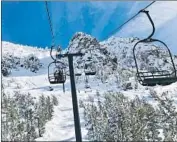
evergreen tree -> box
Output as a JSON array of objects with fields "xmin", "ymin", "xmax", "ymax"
[
  {"xmin": 52, "ymin": 95, "xmax": 59, "ymax": 106},
  {"xmin": 8, "ymin": 99, "xmax": 19, "ymax": 141},
  {"xmin": 36, "ymin": 95, "xmax": 47, "ymax": 135},
  {"xmin": 2, "ymin": 89, "xmax": 10, "ymax": 141},
  {"xmin": 81, "ymin": 91, "xmax": 177, "ymax": 141},
  {"xmin": 46, "ymin": 96, "xmax": 54, "ymax": 120}
]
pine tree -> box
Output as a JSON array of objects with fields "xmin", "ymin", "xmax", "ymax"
[
  {"xmin": 46, "ymin": 96, "xmax": 54, "ymax": 120},
  {"xmin": 8, "ymin": 98, "xmax": 19, "ymax": 141},
  {"xmin": 2, "ymin": 89, "xmax": 10, "ymax": 141},
  {"xmin": 36, "ymin": 95, "xmax": 47, "ymax": 135},
  {"xmin": 81, "ymin": 92, "xmax": 177, "ymax": 141},
  {"xmin": 52, "ymin": 95, "xmax": 59, "ymax": 106}
]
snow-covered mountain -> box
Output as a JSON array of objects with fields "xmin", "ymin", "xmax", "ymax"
[
  {"xmin": 101, "ymin": 36, "xmax": 177, "ymax": 71},
  {"xmin": 2, "ymin": 31, "xmax": 177, "ymax": 141}
]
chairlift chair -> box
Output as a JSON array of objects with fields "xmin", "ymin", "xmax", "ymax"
[
  {"xmin": 84, "ymin": 53, "xmax": 96, "ymax": 76},
  {"xmin": 75, "ymin": 73, "xmax": 82, "ymax": 76},
  {"xmin": 48, "ymin": 61, "xmax": 66, "ymax": 92},
  {"xmin": 133, "ymin": 10, "xmax": 177, "ymax": 86},
  {"xmin": 85, "ymin": 71, "xmax": 96, "ymax": 76},
  {"xmin": 84, "ymin": 62, "xmax": 96, "ymax": 76},
  {"xmin": 74, "ymin": 62, "xmax": 83, "ymax": 76},
  {"xmin": 75, "ymin": 69, "xmax": 82, "ymax": 76}
]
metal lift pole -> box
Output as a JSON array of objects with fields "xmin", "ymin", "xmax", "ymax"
[
  {"xmin": 68, "ymin": 54, "xmax": 82, "ymax": 142},
  {"xmin": 57, "ymin": 53, "xmax": 83, "ymax": 142}
]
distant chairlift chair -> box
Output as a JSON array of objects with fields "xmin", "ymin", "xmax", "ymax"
[
  {"xmin": 84, "ymin": 62, "xmax": 96, "ymax": 76},
  {"xmin": 84, "ymin": 55, "xmax": 96, "ymax": 90},
  {"xmin": 133, "ymin": 10, "xmax": 177, "ymax": 86},
  {"xmin": 84, "ymin": 49, "xmax": 97, "ymax": 76},
  {"xmin": 75, "ymin": 68, "xmax": 82, "ymax": 76},
  {"xmin": 75, "ymin": 73, "xmax": 82, "ymax": 76}
]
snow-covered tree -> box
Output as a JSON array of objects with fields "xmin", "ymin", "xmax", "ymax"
[
  {"xmin": 149, "ymin": 89, "xmax": 177, "ymax": 141},
  {"xmin": 81, "ymin": 91, "xmax": 177, "ymax": 141},
  {"xmin": 1, "ymin": 89, "xmax": 55, "ymax": 141},
  {"xmin": 52, "ymin": 95, "xmax": 59, "ymax": 106},
  {"xmin": 20, "ymin": 54, "xmax": 42, "ymax": 73},
  {"xmin": 1, "ymin": 54, "xmax": 19, "ymax": 76},
  {"xmin": 46, "ymin": 96, "xmax": 54, "ymax": 120}
]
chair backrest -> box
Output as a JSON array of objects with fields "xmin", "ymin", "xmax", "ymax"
[{"xmin": 133, "ymin": 10, "xmax": 176, "ymax": 82}]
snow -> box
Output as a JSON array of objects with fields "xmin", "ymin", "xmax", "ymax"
[
  {"xmin": 2, "ymin": 2, "xmax": 177, "ymax": 140},
  {"xmin": 2, "ymin": 39, "xmax": 177, "ymax": 141}
]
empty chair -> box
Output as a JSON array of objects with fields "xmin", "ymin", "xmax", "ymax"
[
  {"xmin": 133, "ymin": 10, "xmax": 177, "ymax": 86},
  {"xmin": 84, "ymin": 62, "xmax": 96, "ymax": 76}
]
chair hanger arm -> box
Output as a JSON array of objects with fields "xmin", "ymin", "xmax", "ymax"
[{"xmin": 139, "ymin": 10, "xmax": 155, "ymax": 40}]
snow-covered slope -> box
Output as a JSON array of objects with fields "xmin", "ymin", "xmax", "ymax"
[
  {"xmin": 114, "ymin": 1, "xmax": 177, "ymax": 53},
  {"xmin": 2, "ymin": 32, "xmax": 177, "ymax": 141}
]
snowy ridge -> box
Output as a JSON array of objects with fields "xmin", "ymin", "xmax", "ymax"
[
  {"xmin": 2, "ymin": 41, "xmax": 50, "ymax": 59},
  {"xmin": 101, "ymin": 36, "xmax": 177, "ymax": 71},
  {"xmin": 2, "ymin": 32, "xmax": 177, "ymax": 141}
]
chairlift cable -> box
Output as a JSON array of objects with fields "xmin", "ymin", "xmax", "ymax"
[
  {"xmin": 103, "ymin": 1, "xmax": 156, "ymax": 40},
  {"xmin": 45, "ymin": 1, "xmax": 55, "ymax": 44},
  {"xmin": 45, "ymin": 1, "xmax": 56, "ymax": 61},
  {"xmin": 45, "ymin": 1, "xmax": 63, "ymax": 60}
]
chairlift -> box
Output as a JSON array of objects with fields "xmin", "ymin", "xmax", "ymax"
[
  {"xmin": 133, "ymin": 10, "xmax": 177, "ymax": 86},
  {"xmin": 48, "ymin": 60, "xmax": 66, "ymax": 92},
  {"xmin": 75, "ymin": 73, "xmax": 82, "ymax": 76},
  {"xmin": 85, "ymin": 71, "xmax": 96, "ymax": 76},
  {"xmin": 74, "ymin": 62, "xmax": 83, "ymax": 76},
  {"xmin": 75, "ymin": 69, "xmax": 82, "ymax": 76},
  {"xmin": 84, "ymin": 50, "xmax": 96, "ymax": 76},
  {"xmin": 84, "ymin": 62, "xmax": 96, "ymax": 76}
]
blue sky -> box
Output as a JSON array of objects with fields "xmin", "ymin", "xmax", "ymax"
[
  {"xmin": 2, "ymin": 1, "xmax": 152, "ymax": 49},
  {"xmin": 5, "ymin": 1, "xmax": 175, "ymax": 52},
  {"xmin": 2, "ymin": 2, "xmax": 52, "ymax": 48}
]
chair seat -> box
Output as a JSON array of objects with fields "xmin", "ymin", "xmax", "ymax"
[
  {"xmin": 85, "ymin": 72, "xmax": 96, "ymax": 76},
  {"xmin": 49, "ymin": 75, "xmax": 66, "ymax": 84},
  {"xmin": 141, "ymin": 77, "xmax": 177, "ymax": 86},
  {"xmin": 49, "ymin": 80, "xmax": 65, "ymax": 84},
  {"xmin": 75, "ymin": 73, "xmax": 82, "ymax": 76}
]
